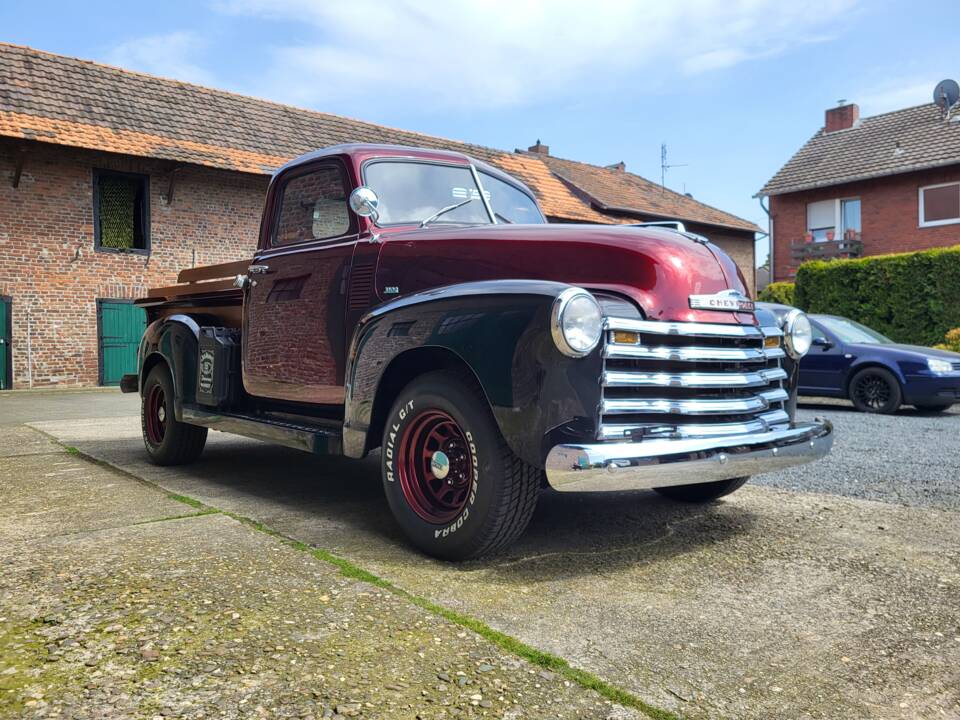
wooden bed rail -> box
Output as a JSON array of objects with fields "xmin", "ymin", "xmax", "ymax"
[{"xmin": 144, "ymin": 259, "xmax": 253, "ymax": 300}]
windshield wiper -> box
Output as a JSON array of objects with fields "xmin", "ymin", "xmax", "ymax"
[
  {"xmin": 420, "ymin": 197, "xmax": 476, "ymax": 228},
  {"xmin": 494, "ymin": 212, "xmax": 513, "ymax": 224}
]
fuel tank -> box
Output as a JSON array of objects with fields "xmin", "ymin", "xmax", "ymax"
[{"xmin": 374, "ymin": 223, "xmax": 754, "ymax": 324}]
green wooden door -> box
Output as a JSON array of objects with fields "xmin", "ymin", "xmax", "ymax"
[
  {"xmin": 0, "ymin": 297, "xmax": 10, "ymax": 390},
  {"xmin": 98, "ymin": 300, "xmax": 146, "ymax": 386}
]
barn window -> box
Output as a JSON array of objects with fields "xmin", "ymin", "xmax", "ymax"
[{"xmin": 94, "ymin": 170, "xmax": 150, "ymax": 253}]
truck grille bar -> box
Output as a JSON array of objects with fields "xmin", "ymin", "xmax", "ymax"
[{"xmin": 600, "ymin": 317, "xmax": 788, "ymax": 442}]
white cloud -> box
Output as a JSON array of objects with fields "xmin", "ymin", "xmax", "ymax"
[
  {"xmin": 857, "ymin": 78, "xmax": 937, "ymax": 116},
  {"xmin": 105, "ymin": 31, "xmax": 215, "ymax": 86},
  {"xmin": 218, "ymin": 0, "xmax": 858, "ymax": 109}
]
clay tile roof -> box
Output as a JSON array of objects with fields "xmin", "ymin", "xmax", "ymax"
[
  {"xmin": 532, "ymin": 153, "xmax": 761, "ymax": 233},
  {"xmin": 759, "ymin": 103, "xmax": 960, "ymax": 196},
  {"xmin": 0, "ymin": 42, "xmax": 757, "ymax": 233}
]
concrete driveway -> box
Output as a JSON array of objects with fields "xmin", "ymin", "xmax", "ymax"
[{"xmin": 5, "ymin": 390, "xmax": 960, "ymax": 719}]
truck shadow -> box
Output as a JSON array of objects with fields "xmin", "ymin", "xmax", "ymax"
[{"xmin": 165, "ymin": 437, "xmax": 758, "ymax": 580}]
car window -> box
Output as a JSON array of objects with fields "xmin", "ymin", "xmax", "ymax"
[
  {"xmin": 817, "ymin": 317, "xmax": 893, "ymax": 344},
  {"xmin": 479, "ymin": 172, "xmax": 545, "ymax": 224},
  {"xmin": 364, "ymin": 161, "xmax": 491, "ymax": 226},
  {"xmin": 274, "ymin": 164, "xmax": 352, "ymax": 245}
]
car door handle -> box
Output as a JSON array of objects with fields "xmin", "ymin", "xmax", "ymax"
[{"xmin": 248, "ymin": 264, "xmax": 271, "ymax": 275}]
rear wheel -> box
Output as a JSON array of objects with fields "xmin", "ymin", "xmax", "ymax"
[
  {"xmin": 141, "ymin": 365, "xmax": 207, "ymax": 465},
  {"xmin": 654, "ymin": 476, "xmax": 749, "ymax": 503},
  {"xmin": 849, "ymin": 367, "xmax": 901, "ymax": 414},
  {"xmin": 381, "ymin": 371, "xmax": 541, "ymax": 560}
]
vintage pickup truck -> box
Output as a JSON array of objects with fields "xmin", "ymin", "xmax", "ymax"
[{"xmin": 125, "ymin": 143, "xmax": 833, "ymax": 559}]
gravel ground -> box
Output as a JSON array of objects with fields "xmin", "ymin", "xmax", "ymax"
[{"xmin": 754, "ymin": 399, "xmax": 960, "ymax": 510}]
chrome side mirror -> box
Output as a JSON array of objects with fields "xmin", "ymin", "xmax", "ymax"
[{"xmin": 349, "ymin": 186, "xmax": 380, "ymax": 222}]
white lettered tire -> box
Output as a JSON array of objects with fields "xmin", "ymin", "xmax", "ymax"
[{"xmin": 381, "ymin": 371, "xmax": 541, "ymax": 560}]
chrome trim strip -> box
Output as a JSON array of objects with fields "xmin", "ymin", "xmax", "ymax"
[
  {"xmin": 601, "ymin": 387, "xmax": 789, "ymax": 416},
  {"xmin": 605, "ymin": 317, "xmax": 764, "ymax": 338},
  {"xmin": 545, "ymin": 420, "xmax": 833, "ymax": 492},
  {"xmin": 603, "ymin": 367, "xmax": 787, "ymax": 389},
  {"xmin": 599, "ymin": 409, "xmax": 790, "ymax": 441},
  {"xmin": 604, "ymin": 343, "xmax": 785, "ymax": 362}
]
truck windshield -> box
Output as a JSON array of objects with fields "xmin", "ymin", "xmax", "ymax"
[{"xmin": 364, "ymin": 161, "xmax": 491, "ymax": 226}]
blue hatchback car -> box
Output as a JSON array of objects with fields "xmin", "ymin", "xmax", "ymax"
[{"xmin": 757, "ymin": 303, "xmax": 960, "ymax": 414}]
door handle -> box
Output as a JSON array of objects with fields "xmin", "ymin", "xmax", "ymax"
[{"xmin": 248, "ymin": 264, "xmax": 271, "ymax": 275}]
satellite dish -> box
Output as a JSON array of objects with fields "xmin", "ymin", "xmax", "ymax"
[{"xmin": 933, "ymin": 79, "xmax": 960, "ymax": 110}]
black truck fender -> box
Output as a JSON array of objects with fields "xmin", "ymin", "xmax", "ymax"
[
  {"xmin": 138, "ymin": 314, "xmax": 204, "ymax": 421},
  {"xmin": 341, "ymin": 280, "xmax": 604, "ymax": 467}
]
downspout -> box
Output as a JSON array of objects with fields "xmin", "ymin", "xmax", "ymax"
[{"xmin": 758, "ymin": 195, "xmax": 772, "ymax": 284}]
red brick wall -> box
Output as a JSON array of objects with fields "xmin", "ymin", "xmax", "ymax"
[
  {"xmin": 0, "ymin": 141, "xmax": 267, "ymax": 387},
  {"xmin": 770, "ymin": 164, "xmax": 960, "ymax": 281}
]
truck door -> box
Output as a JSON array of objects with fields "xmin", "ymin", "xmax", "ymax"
[{"xmin": 242, "ymin": 159, "xmax": 359, "ymax": 404}]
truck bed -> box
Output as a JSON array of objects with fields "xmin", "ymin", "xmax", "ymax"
[{"xmin": 135, "ymin": 259, "xmax": 251, "ymax": 326}]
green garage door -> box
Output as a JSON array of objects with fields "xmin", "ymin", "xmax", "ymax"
[
  {"xmin": 0, "ymin": 297, "xmax": 10, "ymax": 390},
  {"xmin": 98, "ymin": 300, "xmax": 146, "ymax": 386}
]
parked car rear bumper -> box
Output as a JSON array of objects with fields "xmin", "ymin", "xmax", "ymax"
[{"xmin": 544, "ymin": 419, "xmax": 833, "ymax": 492}]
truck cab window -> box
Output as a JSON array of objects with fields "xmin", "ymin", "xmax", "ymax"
[
  {"xmin": 274, "ymin": 164, "xmax": 351, "ymax": 245},
  {"xmin": 479, "ymin": 172, "xmax": 545, "ymax": 224}
]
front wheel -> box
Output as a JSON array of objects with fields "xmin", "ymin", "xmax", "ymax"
[
  {"xmin": 654, "ymin": 476, "xmax": 749, "ymax": 503},
  {"xmin": 849, "ymin": 367, "xmax": 902, "ymax": 414},
  {"xmin": 381, "ymin": 371, "xmax": 542, "ymax": 560},
  {"xmin": 141, "ymin": 365, "xmax": 208, "ymax": 466}
]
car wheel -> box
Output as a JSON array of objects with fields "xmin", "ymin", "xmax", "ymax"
[
  {"xmin": 381, "ymin": 370, "xmax": 542, "ymax": 561},
  {"xmin": 849, "ymin": 367, "xmax": 902, "ymax": 414},
  {"xmin": 653, "ymin": 476, "xmax": 748, "ymax": 503},
  {"xmin": 141, "ymin": 364, "xmax": 208, "ymax": 465},
  {"xmin": 914, "ymin": 401, "xmax": 953, "ymax": 413}
]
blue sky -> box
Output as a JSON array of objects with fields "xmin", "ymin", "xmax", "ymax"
[{"xmin": 4, "ymin": 0, "xmax": 960, "ymax": 265}]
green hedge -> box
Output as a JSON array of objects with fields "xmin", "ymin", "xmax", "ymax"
[
  {"xmin": 757, "ymin": 281, "xmax": 795, "ymax": 306},
  {"xmin": 794, "ymin": 246, "xmax": 960, "ymax": 346}
]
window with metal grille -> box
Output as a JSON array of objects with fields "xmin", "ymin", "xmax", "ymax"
[{"xmin": 94, "ymin": 170, "xmax": 150, "ymax": 253}]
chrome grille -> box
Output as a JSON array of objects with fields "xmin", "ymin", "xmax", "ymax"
[{"xmin": 600, "ymin": 317, "xmax": 788, "ymax": 442}]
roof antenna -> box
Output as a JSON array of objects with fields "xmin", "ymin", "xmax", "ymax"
[{"xmin": 660, "ymin": 143, "xmax": 687, "ymax": 193}]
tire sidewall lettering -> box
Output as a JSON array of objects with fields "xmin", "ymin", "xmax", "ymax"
[{"xmin": 384, "ymin": 395, "xmax": 481, "ymax": 542}]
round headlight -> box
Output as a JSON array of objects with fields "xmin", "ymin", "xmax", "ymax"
[
  {"xmin": 784, "ymin": 309, "xmax": 813, "ymax": 359},
  {"xmin": 551, "ymin": 288, "xmax": 603, "ymax": 357}
]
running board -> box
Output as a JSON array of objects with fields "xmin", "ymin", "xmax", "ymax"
[{"xmin": 181, "ymin": 406, "xmax": 342, "ymax": 455}]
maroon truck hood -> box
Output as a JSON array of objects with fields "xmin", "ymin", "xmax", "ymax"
[{"xmin": 374, "ymin": 223, "xmax": 754, "ymax": 324}]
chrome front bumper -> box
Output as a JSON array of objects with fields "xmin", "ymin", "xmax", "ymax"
[{"xmin": 544, "ymin": 419, "xmax": 833, "ymax": 493}]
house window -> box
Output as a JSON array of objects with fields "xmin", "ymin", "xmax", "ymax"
[
  {"xmin": 919, "ymin": 183, "xmax": 960, "ymax": 227},
  {"xmin": 806, "ymin": 199, "xmax": 836, "ymax": 241},
  {"xmin": 806, "ymin": 198, "xmax": 861, "ymax": 241},
  {"xmin": 840, "ymin": 198, "xmax": 861, "ymax": 235},
  {"xmin": 94, "ymin": 170, "xmax": 149, "ymax": 253}
]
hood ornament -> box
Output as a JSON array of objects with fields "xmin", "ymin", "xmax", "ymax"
[{"xmin": 689, "ymin": 289, "xmax": 755, "ymax": 313}]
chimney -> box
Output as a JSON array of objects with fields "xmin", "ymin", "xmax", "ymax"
[
  {"xmin": 528, "ymin": 139, "xmax": 549, "ymax": 155},
  {"xmin": 606, "ymin": 161, "xmax": 626, "ymax": 172},
  {"xmin": 825, "ymin": 101, "xmax": 859, "ymax": 133}
]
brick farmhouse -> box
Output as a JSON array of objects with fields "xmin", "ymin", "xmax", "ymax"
[
  {"xmin": 760, "ymin": 99, "xmax": 960, "ymax": 282},
  {"xmin": 0, "ymin": 43, "xmax": 759, "ymax": 389}
]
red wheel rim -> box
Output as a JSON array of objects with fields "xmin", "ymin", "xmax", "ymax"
[
  {"xmin": 145, "ymin": 384, "xmax": 167, "ymax": 445},
  {"xmin": 397, "ymin": 409, "xmax": 473, "ymax": 524}
]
